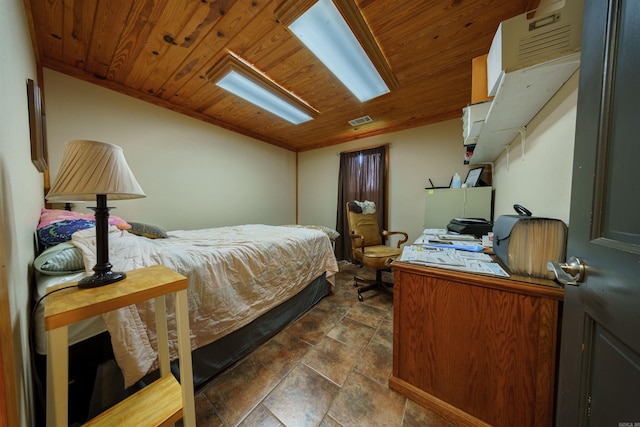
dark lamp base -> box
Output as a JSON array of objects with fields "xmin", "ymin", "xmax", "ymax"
[{"xmin": 78, "ymin": 270, "xmax": 127, "ymax": 289}]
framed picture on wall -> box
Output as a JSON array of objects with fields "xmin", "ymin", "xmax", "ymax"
[{"xmin": 27, "ymin": 79, "xmax": 48, "ymax": 172}]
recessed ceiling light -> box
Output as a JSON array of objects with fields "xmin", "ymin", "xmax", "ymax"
[
  {"xmin": 276, "ymin": 0, "xmax": 398, "ymax": 103},
  {"xmin": 208, "ymin": 54, "xmax": 317, "ymax": 125}
]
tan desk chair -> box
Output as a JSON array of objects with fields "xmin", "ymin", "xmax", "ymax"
[{"xmin": 346, "ymin": 201, "xmax": 408, "ymax": 301}]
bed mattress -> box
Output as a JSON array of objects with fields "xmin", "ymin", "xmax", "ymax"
[
  {"xmin": 33, "ymin": 272, "xmax": 106, "ymax": 355},
  {"xmin": 70, "ymin": 224, "xmax": 338, "ymax": 387}
]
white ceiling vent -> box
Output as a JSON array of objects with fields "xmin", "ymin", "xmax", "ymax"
[{"xmin": 348, "ymin": 115, "xmax": 373, "ymax": 127}]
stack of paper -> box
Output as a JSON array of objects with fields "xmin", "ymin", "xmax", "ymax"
[
  {"xmin": 398, "ymin": 245, "xmax": 509, "ymax": 277},
  {"xmin": 414, "ymin": 230, "xmax": 484, "ymax": 252}
]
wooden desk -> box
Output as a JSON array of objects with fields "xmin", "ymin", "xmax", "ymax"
[
  {"xmin": 389, "ymin": 261, "xmax": 564, "ymax": 427},
  {"xmin": 44, "ymin": 265, "xmax": 196, "ymax": 427}
]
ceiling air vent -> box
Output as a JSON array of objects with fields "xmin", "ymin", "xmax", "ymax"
[{"xmin": 348, "ymin": 115, "xmax": 373, "ymax": 127}]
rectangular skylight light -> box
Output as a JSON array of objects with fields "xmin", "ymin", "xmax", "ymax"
[
  {"xmin": 208, "ymin": 54, "xmax": 317, "ymax": 126},
  {"xmin": 216, "ymin": 70, "xmax": 313, "ymax": 125},
  {"xmin": 288, "ymin": 0, "xmax": 390, "ymax": 102}
]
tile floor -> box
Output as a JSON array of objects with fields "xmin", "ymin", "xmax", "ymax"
[{"xmin": 187, "ymin": 262, "xmax": 457, "ymax": 427}]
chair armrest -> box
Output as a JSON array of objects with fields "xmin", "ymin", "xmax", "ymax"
[
  {"xmin": 383, "ymin": 230, "xmax": 409, "ymax": 248},
  {"xmin": 349, "ymin": 231, "xmax": 366, "ymax": 249}
]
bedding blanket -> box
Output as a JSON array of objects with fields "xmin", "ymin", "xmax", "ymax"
[{"xmin": 71, "ymin": 224, "xmax": 338, "ymax": 387}]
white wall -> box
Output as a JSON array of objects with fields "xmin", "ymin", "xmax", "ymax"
[
  {"xmin": 298, "ymin": 120, "xmax": 468, "ymax": 246},
  {"xmin": 298, "ymin": 72, "xmax": 579, "ymax": 248},
  {"xmin": 43, "ymin": 57, "xmax": 579, "ymax": 246},
  {"xmin": 44, "ymin": 69, "xmax": 298, "ymax": 230},
  {"xmin": 0, "ymin": 0, "xmax": 45, "ymax": 424},
  {"xmin": 493, "ymin": 71, "xmax": 578, "ymax": 223},
  {"xmin": 43, "ymin": 67, "xmax": 479, "ymax": 246},
  {"xmin": 43, "ymin": 70, "xmax": 483, "ymax": 247}
]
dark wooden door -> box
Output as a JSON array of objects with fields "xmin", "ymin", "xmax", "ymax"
[{"xmin": 556, "ymin": 0, "xmax": 640, "ymax": 424}]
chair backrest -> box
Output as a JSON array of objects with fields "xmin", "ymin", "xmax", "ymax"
[{"xmin": 346, "ymin": 202, "xmax": 382, "ymax": 250}]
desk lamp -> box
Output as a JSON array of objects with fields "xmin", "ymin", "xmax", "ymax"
[{"xmin": 46, "ymin": 140, "xmax": 146, "ymax": 288}]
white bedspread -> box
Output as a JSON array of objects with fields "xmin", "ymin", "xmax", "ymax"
[{"xmin": 71, "ymin": 224, "xmax": 338, "ymax": 387}]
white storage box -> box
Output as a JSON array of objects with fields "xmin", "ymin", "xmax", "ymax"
[
  {"xmin": 462, "ymin": 100, "xmax": 492, "ymax": 146},
  {"xmin": 487, "ymin": 0, "xmax": 583, "ymax": 96}
]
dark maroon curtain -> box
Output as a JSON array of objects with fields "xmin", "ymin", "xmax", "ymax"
[{"xmin": 335, "ymin": 145, "xmax": 387, "ymax": 261}]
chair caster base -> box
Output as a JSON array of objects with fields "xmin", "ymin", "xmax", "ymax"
[{"xmin": 353, "ymin": 272, "xmax": 393, "ymax": 301}]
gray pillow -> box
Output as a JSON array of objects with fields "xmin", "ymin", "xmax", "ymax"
[{"xmin": 127, "ymin": 222, "xmax": 168, "ymax": 239}]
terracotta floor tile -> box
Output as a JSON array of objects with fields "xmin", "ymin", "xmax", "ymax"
[
  {"xmin": 354, "ymin": 340, "xmax": 393, "ymax": 387},
  {"xmin": 302, "ymin": 336, "xmax": 362, "ymax": 386},
  {"xmin": 331, "ymin": 287, "xmax": 359, "ymax": 302},
  {"xmin": 203, "ymin": 355, "xmax": 280, "ymax": 426},
  {"xmin": 319, "ymin": 414, "xmax": 342, "ymax": 427},
  {"xmin": 372, "ymin": 318, "xmax": 394, "ymax": 348},
  {"xmin": 402, "ymin": 399, "xmax": 457, "ymax": 427},
  {"xmin": 310, "ymin": 294, "xmax": 353, "ymax": 324},
  {"xmin": 252, "ymin": 330, "xmax": 312, "ymax": 378},
  {"xmin": 327, "ymin": 317, "xmax": 376, "ymax": 350},
  {"xmin": 177, "ymin": 392, "xmax": 225, "ymax": 427},
  {"xmin": 346, "ymin": 301, "xmax": 387, "ymax": 328},
  {"xmin": 359, "ymin": 291, "xmax": 394, "ymax": 310},
  {"xmin": 238, "ymin": 404, "xmax": 284, "ymax": 427},
  {"xmin": 285, "ymin": 311, "xmax": 338, "ymax": 345},
  {"xmin": 194, "ymin": 263, "xmax": 460, "ymax": 427},
  {"xmin": 327, "ymin": 371, "xmax": 405, "ymax": 427},
  {"xmin": 263, "ymin": 364, "xmax": 339, "ymax": 427}
]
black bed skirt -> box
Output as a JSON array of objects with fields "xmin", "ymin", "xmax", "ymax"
[
  {"xmin": 188, "ymin": 271, "xmax": 331, "ymax": 387},
  {"xmin": 137, "ymin": 272, "xmax": 331, "ymax": 388}
]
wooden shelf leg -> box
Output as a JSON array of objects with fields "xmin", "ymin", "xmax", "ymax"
[
  {"xmin": 175, "ymin": 289, "xmax": 195, "ymax": 427},
  {"xmin": 47, "ymin": 326, "xmax": 68, "ymax": 427},
  {"xmin": 154, "ymin": 295, "xmax": 170, "ymax": 376}
]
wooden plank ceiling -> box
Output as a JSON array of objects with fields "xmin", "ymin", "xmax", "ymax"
[{"xmin": 26, "ymin": 0, "xmax": 539, "ymax": 152}]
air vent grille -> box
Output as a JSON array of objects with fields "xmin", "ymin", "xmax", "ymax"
[
  {"xmin": 518, "ymin": 24, "xmax": 572, "ymax": 62},
  {"xmin": 348, "ymin": 115, "xmax": 373, "ymax": 126}
]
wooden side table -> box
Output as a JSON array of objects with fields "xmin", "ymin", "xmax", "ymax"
[{"xmin": 44, "ymin": 264, "xmax": 196, "ymax": 427}]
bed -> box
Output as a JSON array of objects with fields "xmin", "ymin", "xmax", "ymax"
[{"xmin": 32, "ymin": 210, "xmax": 339, "ymax": 422}]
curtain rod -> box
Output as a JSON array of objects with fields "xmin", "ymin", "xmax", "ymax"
[{"xmin": 337, "ymin": 142, "xmax": 391, "ymax": 156}]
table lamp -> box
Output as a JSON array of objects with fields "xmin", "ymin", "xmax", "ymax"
[{"xmin": 46, "ymin": 140, "xmax": 146, "ymax": 288}]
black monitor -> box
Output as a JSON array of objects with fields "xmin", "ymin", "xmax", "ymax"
[{"xmin": 464, "ymin": 166, "xmax": 485, "ymax": 187}]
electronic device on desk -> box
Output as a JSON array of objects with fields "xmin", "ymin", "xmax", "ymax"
[
  {"xmin": 464, "ymin": 166, "xmax": 486, "ymax": 187},
  {"xmin": 426, "ymin": 177, "xmax": 453, "ymax": 190},
  {"xmin": 447, "ymin": 217, "xmax": 493, "ymax": 238}
]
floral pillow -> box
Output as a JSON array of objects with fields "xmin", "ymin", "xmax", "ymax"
[
  {"xmin": 37, "ymin": 209, "xmax": 131, "ymax": 248},
  {"xmin": 37, "ymin": 209, "xmax": 131, "ymax": 230}
]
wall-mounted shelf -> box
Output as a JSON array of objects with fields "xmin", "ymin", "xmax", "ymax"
[
  {"xmin": 467, "ymin": 52, "xmax": 580, "ymax": 165},
  {"xmin": 462, "ymin": 100, "xmax": 492, "ymax": 146}
]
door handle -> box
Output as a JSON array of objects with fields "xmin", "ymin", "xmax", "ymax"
[{"xmin": 547, "ymin": 256, "xmax": 585, "ymax": 286}]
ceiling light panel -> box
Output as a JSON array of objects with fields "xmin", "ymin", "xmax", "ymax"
[
  {"xmin": 208, "ymin": 54, "xmax": 317, "ymax": 125},
  {"xmin": 285, "ymin": 0, "xmax": 393, "ymax": 102},
  {"xmin": 217, "ymin": 71, "xmax": 313, "ymax": 125}
]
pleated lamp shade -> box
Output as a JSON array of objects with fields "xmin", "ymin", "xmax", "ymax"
[
  {"xmin": 47, "ymin": 140, "xmax": 146, "ymax": 202},
  {"xmin": 45, "ymin": 140, "xmax": 145, "ymax": 287}
]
